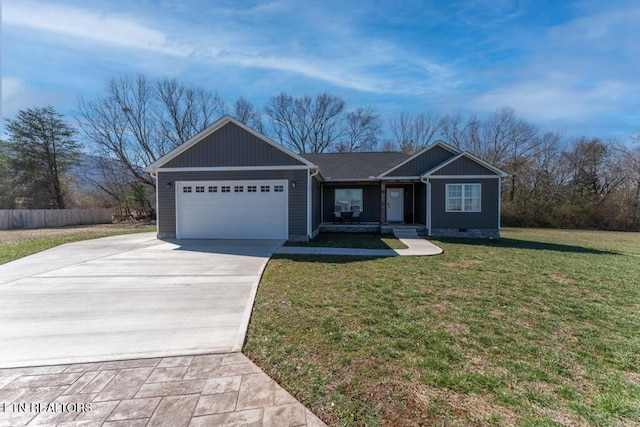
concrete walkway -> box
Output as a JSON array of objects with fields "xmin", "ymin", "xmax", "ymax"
[
  {"xmin": 0, "ymin": 353, "xmax": 325, "ymax": 426},
  {"xmin": 275, "ymin": 237, "xmax": 443, "ymax": 256}
]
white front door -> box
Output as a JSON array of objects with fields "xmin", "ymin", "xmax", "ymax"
[{"xmin": 386, "ymin": 188, "xmax": 404, "ymax": 222}]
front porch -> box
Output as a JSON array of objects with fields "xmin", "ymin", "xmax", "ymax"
[
  {"xmin": 321, "ymin": 181, "xmax": 427, "ymax": 227},
  {"xmin": 319, "ymin": 222, "xmax": 426, "ymax": 235}
]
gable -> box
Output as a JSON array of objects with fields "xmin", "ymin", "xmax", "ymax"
[
  {"xmin": 430, "ymin": 155, "xmax": 499, "ymax": 176},
  {"xmin": 162, "ymin": 122, "xmax": 305, "ymax": 168},
  {"xmin": 385, "ymin": 145, "xmax": 456, "ymax": 177}
]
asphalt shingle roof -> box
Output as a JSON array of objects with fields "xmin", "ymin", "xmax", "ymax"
[{"xmin": 301, "ymin": 152, "xmax": 410, "ymax": 180}]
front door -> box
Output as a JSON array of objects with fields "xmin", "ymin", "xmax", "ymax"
[{"xmin": 386, "ymin": 188, "xmax": 404, "ymax": 222}]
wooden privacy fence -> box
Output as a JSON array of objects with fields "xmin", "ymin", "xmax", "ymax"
[{"xmin": 0, "ymin": 209, "xmax": 112, "ymax": 230}]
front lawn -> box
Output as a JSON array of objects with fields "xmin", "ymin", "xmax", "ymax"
[
  {"xmin": 245, "ymin": 228, "xmax": 640, "ymax": 426},
  {"xmin": 0, "ymin": 223, "xmax": 155, "ymax": 265},
  {"xmin": 285, "ymin": 232, "xmax": 408, "ymax": 250}
]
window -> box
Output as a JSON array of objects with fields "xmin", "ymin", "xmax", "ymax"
[
  {"xmin": 195, "ymin": 186, "xmax": 205, "ymax": 193},
  {"xmin": 247, "ymin": 186, "xmax": 257, "ymax": 192},
  {"xmin": 183, "ymin": 186, "xmax": 192, "ymax": 193},
  {"xmin": 335, "ymin": 189, "xmax": 363, "ymax": 211},
  {"xmin": 208, "ymin": 186, "xmax": 217, "ymax": 193},
  {"xmin": 274, "ymin": 185, "xmax": 284, "ymax": 192},
  {"xmin": 221, "ymin": 186, "xmax": 231, "ymax": 193},
  {"xmin": 260, "ymin": 185, "xmax": 270, "ymax": 192},
  {"xmin": 446, "ymin": 184, "xmax": 481, "ymax": 212},
  {"xmin": 234, "ymin": 186, "xmax": 244, "ymax": 192}
]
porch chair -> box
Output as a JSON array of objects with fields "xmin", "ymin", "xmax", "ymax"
[
  {"xmin": 351, "ymin": 206, "xmax": 361, "ymax": 224},
  {"xmin": 333, "ymin": 206, "xmax": 343, "ymax": 223}
]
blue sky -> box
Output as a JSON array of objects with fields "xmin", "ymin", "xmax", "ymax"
[{"xmin": 3, "ymin": 0, "xmax": 639, "ymax": 141}]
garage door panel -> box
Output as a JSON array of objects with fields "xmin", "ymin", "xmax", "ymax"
[{"xmin": 177, "ymin": 180, "xmax": 288, "ymax": 239}]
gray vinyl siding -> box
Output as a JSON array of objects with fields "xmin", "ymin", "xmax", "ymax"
[
  {"xmin": 164, "ymin": 122, "xmax": 304, "ymax": 168},
  {"xmin": 157, "ymin": 169, "xmax": 308, "ymax": 239},
  {"xmin": 432, "ymin": 156, "xmax": 499, "ymax": 176},
  {"xmin": 312, "ymin": 177, "xmax": 321, "ymax": 231},
  {"xmin": 386, "ymin": 146, "xmax": 455, "ymax": 177},
  {"xmin": 430, "ymin": 178, "xmax": 499, "ymax": 229},
  {"xmin": 415, "ymin": 182, "xmax": 426, "ymax": 225},
  {"xmin": 322, "ymin": 184, "xmax": 381, "ymax": 222}
]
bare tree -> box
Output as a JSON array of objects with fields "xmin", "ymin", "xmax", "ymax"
[
  {"xmin": 79, "ymin": 74, "xmax": 225, "ymax": 188},
  {"xmin": 336, "ymin": 107, "xmax": 381, "ymax": 152},
  {"xmin": 520, "ymin": 131, "xmax": 566, "ymax": 215},
  {"xmin": 469, "ymin": 107, "xmax": 536, "ymax": 166},
  {"xmin": 439, "ymin": 113, "xmax": 465, "ymax": 149},
  {"xmin": 266, "ymin": 92, "xmax": 345, "ymax": 153},
  {"xmin": 81, "ymin": 154, "xmax": 151, "ymax": 220},
  {"xmin": 388, "ymin": 112, "xmax": 442, "ymax": 154},
  {"xmin": 564, "ymin": 138, "xmax": 626, "ymax": 202},
  {"xmin": 156, "ymin": 77, "xmax": 225, "ymax": 148},
  {"xmin": 232, "ymin": 97, "xmax": 264, "ymax": 133},
  {"xmin": 466, "ymin": 107, "xmax": 539, "ymax": 201},
  {"xmin": 613, "ymin": 137, "xmax": 640, "ymax": 228}
]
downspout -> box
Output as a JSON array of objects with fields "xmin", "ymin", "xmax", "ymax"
[
  {"xmin": 307, "ymin": 168, "xmax": 319, "ymax": 239},
  {"xmin": 498, "ymin": 177, "xmax": 502, "ymax": 231},
  {"xmin": 150, "ymin": 171, "xmax": 159, "ymax": 237},
  {"xmin": 420, "ymin": 176, "xmax": 431, "ymax": 236}
]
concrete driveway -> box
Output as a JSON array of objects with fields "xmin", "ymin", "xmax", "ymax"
[{"xmin": 0, "ymin": 233, "xmax": 283, "ymax": 368}]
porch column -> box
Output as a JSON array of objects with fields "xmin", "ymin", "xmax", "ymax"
[{"xmin": 380, "ymin": 181, "xmax": 386, "ymax": 224}]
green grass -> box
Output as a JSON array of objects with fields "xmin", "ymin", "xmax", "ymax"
[
  {"xmin": 285, "ymin": 232, "xmax": 408, "ymax": 250},
  {"xmin": 245, "ymin": 228, "xmax": 640, "ymax": 426},
  {"xmin": 0, "ymin": 223, "xmax": 155, "ymax": 265}
]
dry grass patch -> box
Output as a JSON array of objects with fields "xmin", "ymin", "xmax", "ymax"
[
  {"xmin": 0, "ymin": 222, "xmax": 155, "ymax": 264},
  {"xmin": 408, "ymin": 383, "xmax": 518, "ymax": 426},
  {"xmin": 549, "ymin": 273, "xmax": 577, "ymax": 284},
  {"xmin": 0, "ymin": 222, "xmax": 151, "ymax": 243}
]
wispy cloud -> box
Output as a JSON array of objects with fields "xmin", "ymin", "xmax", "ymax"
[
  {"xmin": 5, "ymin": 0, "xmax": 636, "ymax": 137},
  {"xmin": 454, "ymin": 0, "xmax": 524, "ymax": 27},
  {"xmin": 3, "ymin": 1, "xmax": 189, "ymax": 56},
  {"xmin": 471, "ymin": 78, "xmax": 634, "ymax": 122},
  {"xmin": 3, "ymin": 0, "xmax": 456, "ymax": 96},
  {"xmin": 463, "ymin": 1, "xmax": 640, "ymax": 134}
]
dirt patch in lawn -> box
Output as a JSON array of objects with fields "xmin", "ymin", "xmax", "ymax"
[
  {"xmin": 442, "ymin": 259, "xmax": 483, "ymax": 269},
  {"xmin": 0, "ymin": 223, "xmax": 152, "ymax": 244},
  {"xmin": 626, "ymin": 372, "xmax": 640, "ymax": 385},
  {"xmin": 549, "ymin": 274, "xmax": 577, "ymax": 284},
  {"xmin": 408, "ymin": 383, "xmax": 518, "ymax": 425}
]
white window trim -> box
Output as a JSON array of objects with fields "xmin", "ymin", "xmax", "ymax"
[{"xmin": 445, "ymin": 183, "xmax": 481, "ymax": 213}]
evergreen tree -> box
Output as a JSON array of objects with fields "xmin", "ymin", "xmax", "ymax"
[{"xmin": 5, "ymin": 106, "xmax": 82, "ymax": 209}]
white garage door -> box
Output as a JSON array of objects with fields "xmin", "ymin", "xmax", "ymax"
[{"xmin": 176, "ymin": 180, "xmax": 288, "ymax": 239}]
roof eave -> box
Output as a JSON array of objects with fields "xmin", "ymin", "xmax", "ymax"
[
  {"xmin": 377, "ymin": 176, "xmax": 420, "ymax": 180},
  {"xmin": 322, "ymin": 177, "xmax": 379, "ymax": 182}
]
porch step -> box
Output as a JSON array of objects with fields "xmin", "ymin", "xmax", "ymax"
[{"xmin": 393, "ymin": 228, "xmax": 419, "ymax": 239}]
